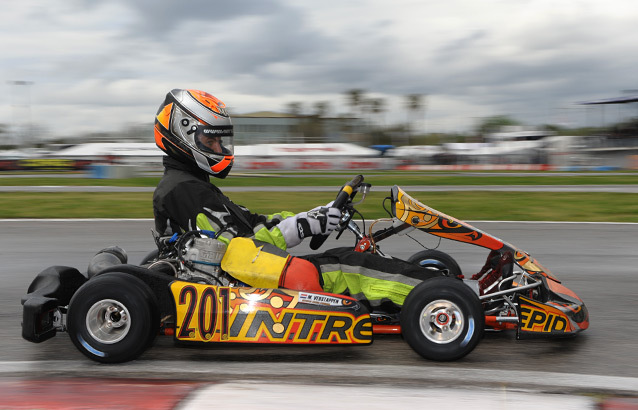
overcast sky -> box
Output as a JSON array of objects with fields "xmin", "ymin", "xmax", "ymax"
[{"xmin": 2, "ymin": 0, "xmax": 638, "ymax": 141}]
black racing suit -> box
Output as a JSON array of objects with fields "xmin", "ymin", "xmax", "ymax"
[{"xmin": 153, "ymin": 156, "xmax": 439, "ymax": 309}]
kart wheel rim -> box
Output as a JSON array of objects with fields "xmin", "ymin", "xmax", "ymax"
[
  {"xmin": 419, "ymin": 299, "xmax": 464, "ymax": 344},
  {"xmin": 418, "ymin": 259, "xmax": 450, "ymax": 275},
  {"xmin": 86, "ymin": 299, "xmax": 131, "ymax": 344}
]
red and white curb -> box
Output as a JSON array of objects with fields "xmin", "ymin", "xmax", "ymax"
[
  {"xmin": 0, "ymin": 379, "xmax": 199, "ymax": 409},
  {"xmin": 1, "ymin": 379, "xmax": 637, "ymax": 409},
  {"xmin": 181, "ymin": 383, "xmax": 597, "ymax": 410},
  {"xmin": 2, "ymin": 362, "xmax": 638, "ymax": 409}
]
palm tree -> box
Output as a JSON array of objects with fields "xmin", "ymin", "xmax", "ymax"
[
  {"xmin": 313, "ymin": 101, "xmax": 330, "ymax": 118},
  {"xmin": 286, "ymin": 102, "xmax": 303, "ymax": 116},
  {"xmin": 367, "ymin": 98, "xmax": 386, "ymax": 125},
  {"xmin": 345, "ymin": 89, "xmax": 365, "ymax": 117},
  {"xmin": 358, "ymin": 97, "xmax": 387, "ymax": 145},
  {"xmin": 405, "ymin": 94, "xmax": 426, "ymax": 145}
]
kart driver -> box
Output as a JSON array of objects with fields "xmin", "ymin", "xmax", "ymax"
[{"xmin": 152, "ymin": 89, "xmax": 439, "ymax": 311}]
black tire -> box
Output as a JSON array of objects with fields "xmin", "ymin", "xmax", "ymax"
[
  {"xmin": 67, "ymin": 272, "xmax": 159, "ymax": 363},
  {"xmin": 401, "ymin": 277, "xmax": 484, "ymax": 361},
  {"xmin": 407, "ymin": 249, "xmax": 463, "ymax": 278},
  {"xmin": 140, "ymin": 249, "xmax": 159, "ymax": 265}
]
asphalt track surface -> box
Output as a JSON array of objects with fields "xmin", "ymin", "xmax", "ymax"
[{"xmin": 2, "ymin": 219, "xmax": 638, "ymax": 408}]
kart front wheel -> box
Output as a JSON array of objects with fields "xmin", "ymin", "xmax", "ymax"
[
  {"xmin": 407, "ymin": 249, "xmax": 463, "ymax": 278},
  {"xmin": 67, "ymin": 272, "xmax": 159, "ymax": 363},
  {"xmin": 401, "ymin": 277, "xmax": 484, "ymax": 361}
]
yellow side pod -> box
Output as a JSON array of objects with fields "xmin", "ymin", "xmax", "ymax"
[{"xmin": 221, "ymin": 238, "xmax": 290, "ymax": 288}]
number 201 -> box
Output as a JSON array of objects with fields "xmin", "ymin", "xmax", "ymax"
[{"xmin": 178, "ymin": 285, "xmax": 230, "ymax": 340}]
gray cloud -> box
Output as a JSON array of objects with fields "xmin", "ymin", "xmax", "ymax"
[{"xmin": 2, "ymin": 0, "xmax": 638, "ymax": 138}]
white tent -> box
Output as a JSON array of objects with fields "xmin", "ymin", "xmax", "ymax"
[
  {"xmin": 49, "ymin": 142, "xmax": 379, "ymax": 158},
  {"xmin": 236, "ymin": 143, "xmax": 380, "ymax": 157},
  {"xmin": 49, "ymin": 143, "xmax": 163, "ymax": 158}
]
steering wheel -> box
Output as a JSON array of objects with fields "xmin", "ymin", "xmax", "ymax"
[{"xmin": 309, "ymin": 174, "xmax": 365, "ymax": 250}]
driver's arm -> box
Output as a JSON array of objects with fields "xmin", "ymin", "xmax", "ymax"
[
  {"xmin": 197, "ymin": 205, "xmax": 339, "ymax": 250},
  {"xmin": 164, "ymin": 181, "xmax": 339, "ymax": 250},
  {"xmin": 197, "ymin": 207, "xmax": 296, "ymax": 250}
]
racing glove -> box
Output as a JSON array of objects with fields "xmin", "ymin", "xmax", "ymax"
[{"xmin": 277, "ymin": 206, "xmax": 341, "ymax": 248}]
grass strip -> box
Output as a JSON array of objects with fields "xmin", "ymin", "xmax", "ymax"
[
  {"xmin": 1, "ymin": 191, "xmax": 636, "ymax": 222},
  {"xmin": 0, "ymin": 172, "xmax": 637, "ymax": 187}
]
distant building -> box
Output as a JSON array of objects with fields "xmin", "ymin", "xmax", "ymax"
[
  {"xmin": 48, "ymin": 112, "xmax": 366, "ymax": 146},
  {"xmin": 486, "ymin": 126, "xmax": 554, "ymax": 142},
  {"xmin": 232, "ymin": 112, "xmax": 365, "ymax": 145}
]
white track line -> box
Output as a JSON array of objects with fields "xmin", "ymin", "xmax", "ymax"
[
  {"xmin": 1, "ymin": 361, "xmax": 637, "ymax": 394},
  {"xmin": 180, "ymin": 383, "xmax": 595, "ymax": 410}
]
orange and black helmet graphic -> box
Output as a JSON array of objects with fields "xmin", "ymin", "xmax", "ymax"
[{"xmin": 154, "ymin": 89, "xmax": 234, "ymax": 179}]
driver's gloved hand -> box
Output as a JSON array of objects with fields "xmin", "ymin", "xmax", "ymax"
[
  {"xmin": 277, "ymin": 206, "xmax": 341, "ymax": 248},
  {"xmin": 305, "ymin": 206, "xmax": 341, "ymax": 235}
]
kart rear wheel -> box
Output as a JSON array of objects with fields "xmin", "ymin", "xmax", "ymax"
[
  {"xmin": 401, "ymin": 277, "xmax": 484, "ymax": 361},
  {"xmin": 140, "ymin": 249, "xmax": 159, "ymax": 265},
  {"xmin": 67, "ymin": 272, "xmax": 159, "ymax": 363},
  {"xmin": 407, "ymin": 249, "xmax": 463, "ymax": 278}
]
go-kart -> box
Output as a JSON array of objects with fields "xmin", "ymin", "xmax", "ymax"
[{"xmin": 21, "ymin": 175, "xmax": 589, "ymax": 363}]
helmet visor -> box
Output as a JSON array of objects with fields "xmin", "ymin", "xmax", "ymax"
[{"xmin": 194, "ymin": 125, "xmax": 234, "ymax": 156}]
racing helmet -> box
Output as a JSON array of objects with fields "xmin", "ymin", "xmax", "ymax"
[{"xmin": 154, "ymin": 89, "xmax": 234, "ymax": 178}]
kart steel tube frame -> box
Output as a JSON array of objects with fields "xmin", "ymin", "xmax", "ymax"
[{"xmin": 478, "ymin": 281, "xmax": 542, "ymax": 300}]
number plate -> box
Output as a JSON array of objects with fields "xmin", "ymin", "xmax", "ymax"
[{"xmin": 170, "ymin": 282, "xmax": 372, "ymax": 344}]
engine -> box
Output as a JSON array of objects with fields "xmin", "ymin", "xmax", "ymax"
[
  {"xmin": 147, "ymin": 231, "xmax": 236, "ymax": 286},
  {"xmin": 178, "ymin": 236, "xmax": 228, "ymax": 284}
]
